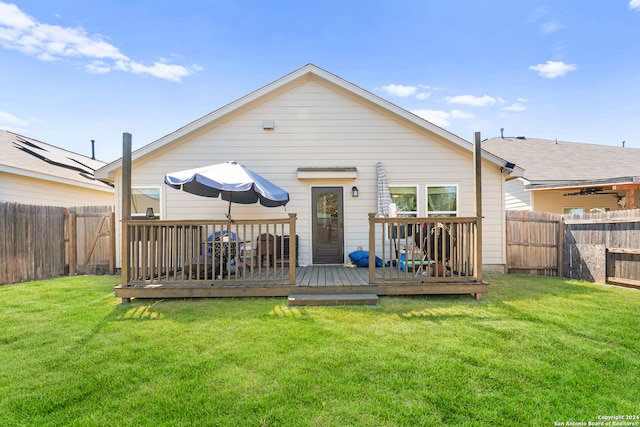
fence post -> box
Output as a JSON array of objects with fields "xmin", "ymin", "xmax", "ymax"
[
  {"xmin": 109, "ymin": 212, "xmax": 116, "ymax": 274},
  {"xmin": 557, "ymin": 217, "xmax": 564, "ymax": 277},
  {"xmin": 68, "ymin": 211, "xmax": 77, "ymax": 276}
]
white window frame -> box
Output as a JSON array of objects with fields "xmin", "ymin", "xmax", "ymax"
[
  {"xmin": 131, "ymin": 186, "xmax": 162, "ymax": 219},
  {"xmin": 425, "ymin": 184, "xmax": 459, "ymax": 217}
]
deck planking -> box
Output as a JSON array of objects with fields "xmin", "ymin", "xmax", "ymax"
[{"xmin": 115, "ymin": 264, "xmax": 487, "ymax": 301}]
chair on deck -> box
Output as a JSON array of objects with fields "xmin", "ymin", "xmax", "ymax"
[
  {"xmin": 412, "ymin": 222, "xmax": 455, "ymax": 277},
  {"xmin": 211, "ymin": 230, "xmax": 239, "ymax": 277}
]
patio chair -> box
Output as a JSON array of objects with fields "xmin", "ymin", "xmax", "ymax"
[
  {"xmin": 211, "ymin": 230, "xmax": 238, "ymax": 278},
  {"xmin": 412, "ymin": 222, "xmax": 454, "ymax": 277}
]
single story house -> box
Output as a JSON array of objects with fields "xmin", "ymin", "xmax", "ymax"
[
  {"xmin": 0, "ymin": 129, "xmax": 114, "ymax": 206},
  {"xmin": 96, "ymin": 64, "xmax": 522, "ymax": 273},
  {"xmin": 482, "ymin": 136, "xmax": 640, "ymax": 213}
]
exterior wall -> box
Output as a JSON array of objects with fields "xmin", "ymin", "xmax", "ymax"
[
  {"xmin": 115, "ymin": 77, "xmax": 507, "ymax": 268},
  {"xmin": 0, "ymin": 172, "xmax": 115, "ymax": 207},
  {"xmin": 505, "ymin": 178, "xmax": 531, "ymax": 210},
  {"xmin": 532, "ymin": 190, "xmax": 632, "ymax": 214}
]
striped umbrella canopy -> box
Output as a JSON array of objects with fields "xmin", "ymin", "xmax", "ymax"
[{"xmin": 376, "ymin": 162, "xmax": 391, "ymax": 217}]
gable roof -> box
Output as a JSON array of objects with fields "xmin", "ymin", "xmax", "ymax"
[
  {"xmin": 96, "ymin": 64, "xmax": 519, "ymax": 179},
  {"xmin": 0, "ymin": 129, "xmax": 113, "ymax": 192},
  {"xmin": 482, "ymin": 136, "xmax": 640, "ymax": 183}
]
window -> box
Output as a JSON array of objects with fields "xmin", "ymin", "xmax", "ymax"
[
  {"xmin": 426, "ymin": 185, "xmax": 458, "ymax": 217},
  {"xmin": 389, "ymin": 186, "xmax": 417, "ymax": 217},
  {"xmin": 563, "ymin": 208, "xmax": 584, "ymax": 214},
  {"xmin": 131, "ymin": 187, "xmax": 161, "ymax": 219},
  {"xmin": 564, "ymin": 207, "xmax": 609, "ymax": 214}
]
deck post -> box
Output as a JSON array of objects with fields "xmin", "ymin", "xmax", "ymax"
[
  {"xmin": 368, "ymin": 213, "xmax": 376, "ymax": 284},
  {"xmin": 288, "ymin": 213, "xmax": 297, "ymax": 285},
  {"xmin": 474, "ymin": 132, "xmax": 483, "ymax": 284},
  {"xmin": 121, "ymin": 133, "xmax": 132, "ymax": 305}
]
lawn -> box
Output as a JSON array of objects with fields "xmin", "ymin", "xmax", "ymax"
[{"xmin": 1, "ymin": 274, "xmax": 639, "ymax": 427}]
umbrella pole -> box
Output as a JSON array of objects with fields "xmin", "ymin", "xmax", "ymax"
[{"xmin": 226, "ymin": 199, "xmax": 232, "ymax": 222}]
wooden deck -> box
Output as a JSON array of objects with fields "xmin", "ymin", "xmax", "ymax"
[{"xmin": 114, "ymin": 265, "xmax": 488, "ymax": 300}]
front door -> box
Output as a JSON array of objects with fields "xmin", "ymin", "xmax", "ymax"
[{"xmin": 312, "ymin": 187, "xmax": 344, "ymax": 264}]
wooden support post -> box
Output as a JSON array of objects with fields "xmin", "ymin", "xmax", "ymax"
[
  {"xmin": 288, "ymin": 213, "xmax": 297, "ymax": 285},
  {"xmin": 121, "ymin": 133, "xmax": 132, "ymax": 305},
  {"xmin": 368, "ymin": 213, "xmax": 376, "ymax": 284},
  {"xmin": 474, "ymin": 132, "xmax": 483, "ymax": 283}
]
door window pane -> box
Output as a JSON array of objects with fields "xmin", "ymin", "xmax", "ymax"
[{"xmin": 316, "ymin": 191, "xmax": 338, "ymax": 243}]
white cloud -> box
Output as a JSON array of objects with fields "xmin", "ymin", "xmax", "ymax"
[
  {"xmin": 630, "ymin": 0, "xmax": 640, "ymax": 11},
  {"xmin": 540, "ymin": 21, "xmax": 563, "ymax": 34},
  {"xmin": 415, "ymin": 92, "xmax": 431, "ymax": 100},
  {"xmin": 0, "ymin": 1, "xmax": 198, "ymax": 81},
  {"xmin": 0, "ymin": 110, "xmax": 31, "ymax": 127},
  {"xmin": 445, "ymin": 94, "xmax": 496, "ymax": 107},
  {"xmin": 412, "ymin": 109, "xmax": 451, "ymax": 127},
  {"xmin": 85, "ymin": 60, "xmax": 110, "ymax": 74},
  {"xmin": 529, "ymin": 60, "xmax": 577, "ymax": 78},
  {"xmin": 450, "ymin": 109, "xmax": 474, "ymax": 119},
  {"xmin": 502, "ymin": 103, "xmax": 527, "ymax": 112},
  {"xmin": 411, "ymin": 109, "xmax": 475, "ymax": 127},
  {"xmin": 380, "ymin": 84, "xmax": 417, "ymax": 97}
]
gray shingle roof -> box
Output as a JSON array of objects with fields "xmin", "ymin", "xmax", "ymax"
[
  {"xmin": 481, "ymin": 136, "xmax": 640, "ymax": 182},
  {"xmin": 0, "ymin": 129, "xmax": 113, "ymax": 190}
]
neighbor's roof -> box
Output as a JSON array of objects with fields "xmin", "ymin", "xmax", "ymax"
[
  {"xmin": 96, "ymin": 64, "xmax": 520, "ymax": 179},
  {"xmin": 482, "ymin": 136, "xmax": 640, "ymax": 182},
  {"xmin": 0, "ymin": 129, "xmax": 114, "ymax": 192}
]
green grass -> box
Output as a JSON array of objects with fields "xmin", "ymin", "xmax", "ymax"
[{"xmin": 1, "ymin": 275, "xmax": 639, "ymax": 426}]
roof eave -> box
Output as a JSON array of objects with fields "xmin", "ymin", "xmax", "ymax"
[
  {"xmin": 0, "ymin": 164, "xmax": 115, "ymax": 193},
  {"xmin": 95, "ymin": 64, "xmax": 510, "ymax": 178}
]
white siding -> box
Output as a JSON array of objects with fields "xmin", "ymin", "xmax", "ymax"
[
  {"xmin": 505, "ymin": 178, "xmax": 532, "ymax": 210},
  {"xmin": 117, "ymin": 77, "xmax": 507, "ymax": 268},
  {"xmin": 1, "ymin": 172, "xmax": 115, "ymax": 207}
]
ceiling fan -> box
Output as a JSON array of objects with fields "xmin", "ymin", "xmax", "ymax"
[{"xmin": 563, "ymin": 188, "xmax": 619, "ymax": 196}]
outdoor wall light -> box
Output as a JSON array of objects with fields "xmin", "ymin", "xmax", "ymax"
[
  {"xmin": 352, "ymin": 186, "xmax": 359, "ymax": 197},
  {"xmin": 146, "ymin": 207, "xmax": 155, "ymax": 218}
]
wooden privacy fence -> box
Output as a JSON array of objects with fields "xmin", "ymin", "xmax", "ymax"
[
  {"xmin": 0, "ymin": 202, "xmax": 115, "ymax": 285},
  {"xmin": 506, "ymin": 210, "xmax": 563, "ymax": 276},
  {"xmin": 0, "ymin": 203, "xmax": 65, "ymax": 284},
  {"xmin": 506, "ymin": 209, "xmax": 640, "ymax": 288},
  {"xmin": 564, "ymin": 210, "xmax": 640, "ymax": 288},
  {"xmin": 65, "ymin": 206, "xmax": 116, "ymax": 276}
]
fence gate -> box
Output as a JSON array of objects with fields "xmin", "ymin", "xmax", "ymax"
[
  {"xmin": 506, "ymin": 210, "xmax": 563, "ymax": 276},
  {"xmin": 65, "ymin": 206, "xmax": 116, "ymax": 275}
]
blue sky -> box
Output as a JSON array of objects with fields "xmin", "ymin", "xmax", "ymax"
[{"xmin": 1, "ymin": 1, "xmax": 639, "ymax": 162}]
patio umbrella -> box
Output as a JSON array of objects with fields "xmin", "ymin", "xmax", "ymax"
[
  {"xmin": 164, "ymin": 161, "xmax": 289, "ymax": 220},
  {"xmin": 376, "ymin": 162, "xmax": 391, "ymax": 217}
]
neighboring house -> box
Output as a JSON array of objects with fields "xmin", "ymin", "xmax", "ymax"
[
  {"xmin": 482, "ymin": 136, "xmax": 640, "ymax": 213},
  {"xmin": 96, "ymin": 64, "xmax": 522, "ymax": 272},
  {"xmin": 0, "ymin": 129, "xmax": 114, "ymax": 206}
]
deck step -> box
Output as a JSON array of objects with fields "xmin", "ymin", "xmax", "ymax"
[{"xmin": 287, "ymin": 293, "xmax": 379, "ymax": 307}]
